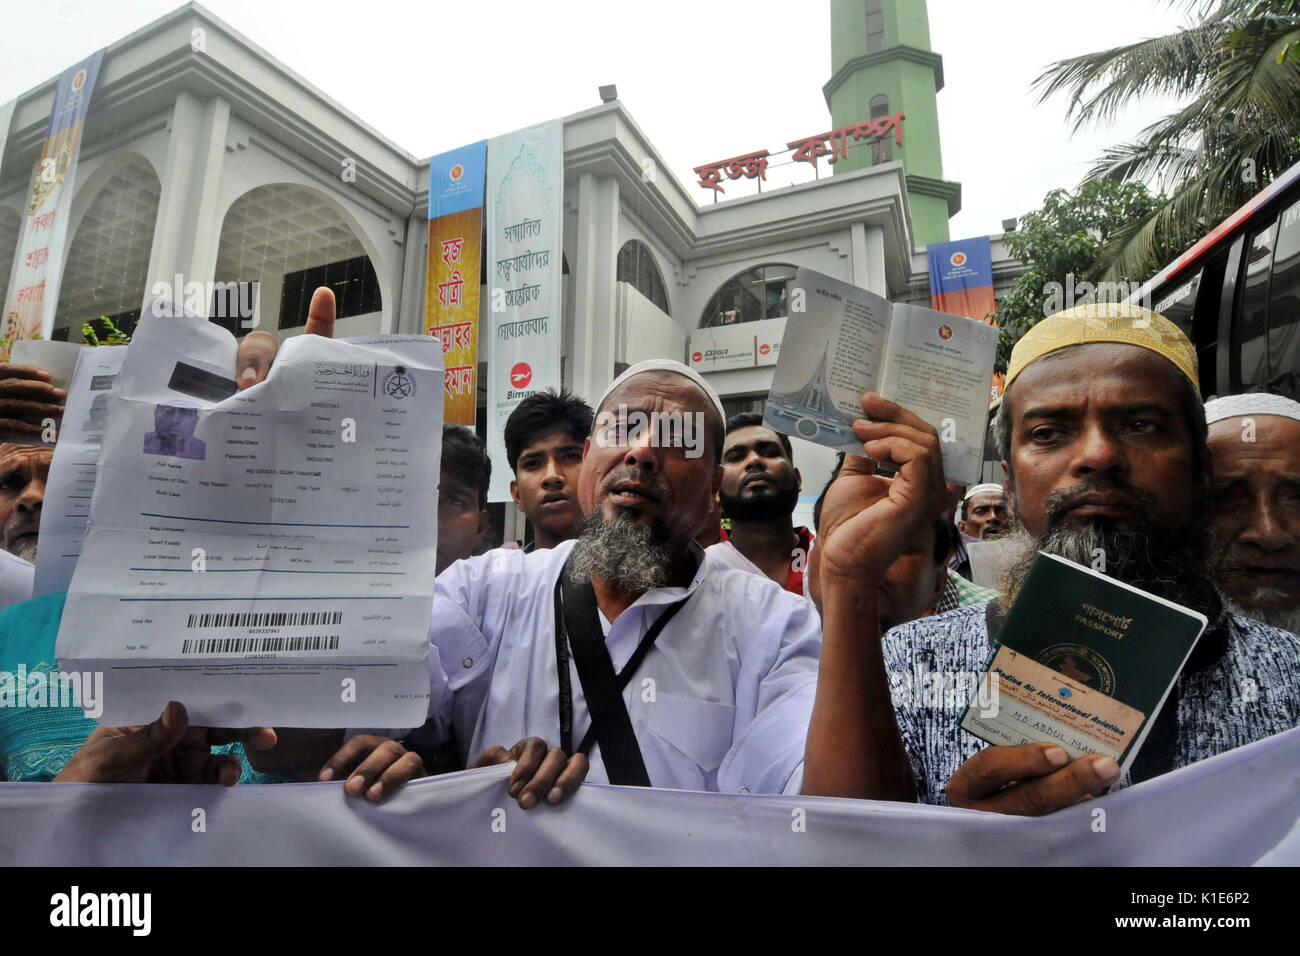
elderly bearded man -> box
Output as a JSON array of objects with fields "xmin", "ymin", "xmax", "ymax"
[
  {"xmin": 1205, "ymin": 393, "xmax": 1300, "ymax": 634},
  {"xmin": 814, "ymin": 304, "xmax": 1300, "ymax": 813},
  {"xmin": 425, "ymin": 359, "xmax": 826, "ymax": 800}
]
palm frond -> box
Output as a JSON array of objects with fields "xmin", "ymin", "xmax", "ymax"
[{"xmin": 1034, "ymin": 17, "xmax": 1229, "ymax": 130}]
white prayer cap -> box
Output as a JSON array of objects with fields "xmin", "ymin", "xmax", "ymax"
[
  {"xmin": 1205, "ymin": 392, "xmax": 1300, "ymax": 425},
  {"xmin": 963, "ymin": 482, "xmax": 1005, "ymax": 500},
  {"xmin": 596, "ymin": 359, "xmax": 726, "ymax": 423}
]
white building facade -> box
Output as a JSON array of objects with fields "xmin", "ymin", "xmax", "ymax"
[{"xmin": 0, "ymin": 4, "xmax": 1024, "ymax": 540}]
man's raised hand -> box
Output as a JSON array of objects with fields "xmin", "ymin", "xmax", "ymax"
[
  {"xmin": 945, "ymin": 743, "xmax": 1122, "ymax": 816},
  {"xmin": 471, "ymin": 737, "xmax": 589, "ymax": 809},
  {"xmin": 0, "ymin": 363, "xmax": 66, "ymax": 439},
  {"xmin": 814, "ymin": 392, "xmax": 947, "ymax": 588},
  {"xmin": 236, "ymin": 286, "xmax": 336, "ymax": 389}
]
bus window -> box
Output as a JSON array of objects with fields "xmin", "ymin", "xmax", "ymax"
[
  {"xmin": 1237, "ymin": 220, "xmax": 1278, "ymax": 390},
  {"xmin": 1153, "ymin": 271, "xmax": 1199, "ymax": 335},
  {"xmin": 1269, "ymin": 198, "xmax": 1300, "ymax": 382}
]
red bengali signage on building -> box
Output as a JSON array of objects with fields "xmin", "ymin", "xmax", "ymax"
[{"xmin": 693, "ymin": 113, "xmax": 905, "ymax": 194}]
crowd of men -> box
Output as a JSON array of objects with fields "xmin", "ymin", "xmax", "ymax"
[{"xmin": 0, "ymin": 288, "xmax": 1296, "ymax": 827}]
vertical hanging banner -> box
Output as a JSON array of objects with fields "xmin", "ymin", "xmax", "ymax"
[
  {"xmin": 928, "ymin": 236, "xmax": 997, "ymax": 325},
  {"xmin": 485, "ymin": 119, "xmax": 563, "ymax": 502},
  {"xmin": 2, "ymin": 49, "xmax": 106, "ymax": 357},
  {"xmin": 426, "ymin": 141, "xmax": 486, "ymax": 426}
]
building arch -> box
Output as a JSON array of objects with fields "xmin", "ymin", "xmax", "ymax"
[
  {"xmin": 698, "ymin": 262, "xmax": 798, "ymax": 328},
  {"xmin": 616, "ymin": 239, "xmax": 669, "ymax": 315},
  {"xmin": 52, "ymin": 152, "xmax": 162, "ymax": 341},
  {"xmin": 212, "ymin": 182, "xmax": 382, "ymax": 335}
]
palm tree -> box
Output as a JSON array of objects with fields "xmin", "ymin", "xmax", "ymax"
[{"xmin": 1034, "ymin": 0, "xmax": 1300, "ymax": 282}]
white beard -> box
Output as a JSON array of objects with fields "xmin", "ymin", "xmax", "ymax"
[
  {"xmin": 1220, "ymin": 590, "xmax": 1300, "ymax": 635},
  {"xmin": 7, "ymin": 536, "xmax": 37, "ymax": 563}
]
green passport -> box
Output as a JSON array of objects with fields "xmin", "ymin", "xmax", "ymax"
[{"xmin": 960, "ymin": 551, "xmax": 1208, "ymax": 775}]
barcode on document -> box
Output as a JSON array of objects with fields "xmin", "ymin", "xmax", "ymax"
[
  {"xmin": 185, "ymin": 610, "xmax": 344, "ymax": 628},
  {"xmin": 181, "ymin": 634, "xmax": 342, "ymax": 654}
]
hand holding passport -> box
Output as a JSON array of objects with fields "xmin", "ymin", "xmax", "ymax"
[{"xmin": 947, "ymin": 552, "xmax": 1208, "ymax": 814}]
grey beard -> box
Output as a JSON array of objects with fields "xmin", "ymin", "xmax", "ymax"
[
  {"xmin": 7, "ymin": 537, "xmax": 37, "ymax": 563},
  {"xmin": 1219, "ymin": 591, "xmax": 1300, "ymax": 634},
  {"xmin": 567, "ymin": 513, "xmax": 670, "ymax": 594},
  {"xmin": 999, "ymin": 519, "xmax": 1221, "ymax": 620}
]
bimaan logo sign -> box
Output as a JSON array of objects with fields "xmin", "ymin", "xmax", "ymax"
[{"xmin": 50, "ymin": 886, "xmax": 151, "ymax": 936}]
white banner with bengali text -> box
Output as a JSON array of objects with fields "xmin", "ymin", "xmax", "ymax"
[
  {"xmin": 0, "ymin": 727, "xmax": 1296, "ymax": 866},
  {"xmin": 484, "ymin": 119, "xmax": 563, "ymax": 502}
]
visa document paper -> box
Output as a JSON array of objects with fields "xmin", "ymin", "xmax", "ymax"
[
  {"xmin": 960, "ymin": 552, "xmax": 1207, "ymax": 775},
  {"xmin": 764, "ymin": 268, "xmax": 997, "ymax": 485},
  {"xmin": 33, "ymin": 344, "xmax": 128, "ymax": 597},
  {"xmin": 57, "ymin": 309, "xmax": 443, "ymax": 727}
]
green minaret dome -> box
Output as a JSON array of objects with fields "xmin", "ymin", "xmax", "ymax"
[{"xmin": 824, "ymin": 0, "xmax": 961, "ymax": 245}]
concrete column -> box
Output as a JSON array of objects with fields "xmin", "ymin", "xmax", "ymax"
[
  {"xmin": 852, "ymin": 222, "xmax": 887, "ymax": 295},
  {"xmin": 144, "ymin": 90, "xmax": 230, "ymax": 312},
  {"xmin": 570, "ymin": 171, "xmax": 619, "ymax": 406},
  {"xmin": 396, "ymin": 211, "xmax": 427, "ymax": 334},
  {"xmin": 851, "ymin": 222, "xmax": 868, "ymax": 288}
]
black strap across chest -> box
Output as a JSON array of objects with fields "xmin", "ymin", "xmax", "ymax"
[{"xmin": 553, "ymin": 565, "xmax": 691, "ymax": 787}]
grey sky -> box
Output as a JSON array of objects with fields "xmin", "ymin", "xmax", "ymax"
[{"xmin": 0, "ymin": 0, "xmax": 1193, "ymax": 240}]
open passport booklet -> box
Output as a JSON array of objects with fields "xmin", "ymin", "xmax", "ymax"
[
  {"xmin": 763, "ymin": 267, "xmax": 998, "ymax": 485},
  {"xmin": 959, "ymin": 552, "xmax": 1208, "ymax": 776}
]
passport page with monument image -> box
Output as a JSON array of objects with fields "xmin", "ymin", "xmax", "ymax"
[{"xmin": 763, "ymin": 267, "xmax": 996, "ymax": 485}]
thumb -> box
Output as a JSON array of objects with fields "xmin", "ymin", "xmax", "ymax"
[
  {"xmin": 304, "ymin": 286, "xmax": 336, "ymax": 338},
  {"xmin": 140, "ymin": 700, "xmax": 189, "ymax": 757}
]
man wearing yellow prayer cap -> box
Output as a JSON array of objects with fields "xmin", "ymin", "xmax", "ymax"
[{"xmin": 814, "ymin": 301, "xmax": 1300, "ymax": 818}]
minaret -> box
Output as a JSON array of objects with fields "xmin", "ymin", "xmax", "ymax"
[{"xmin": 823, "ymin": 0, "xmax": 961, "ymax": 246}]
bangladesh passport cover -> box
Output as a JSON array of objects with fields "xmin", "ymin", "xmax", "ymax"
[{"xmin": 960, "ymin": 551, "xmax": 1207, "ymax": 776}]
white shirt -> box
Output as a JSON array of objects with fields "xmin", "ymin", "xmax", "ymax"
[
  {"xmin": 427, "ymin": 539, "xmax": 821, "ymax": 794},
  {"xmin": 705, "ymin": 539, "xmax": 817, "ymax": 606}
]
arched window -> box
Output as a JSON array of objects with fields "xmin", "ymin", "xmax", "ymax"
[
  {"xmin": 616, "ymin": 239, "xmax": 669, "ymax": 315},
  {"xmin": 52, "ymin": 155, "xmax": 161, "ymax": 341},
  {"xmin": 870, "ymin": 94, "xmax": 892, "ymax": 165},
  {"xmin": 214, "ymin": 183, "xmax": 381, "ymax": 335},
  {"xmin": 699, "ymin": 263, "xmax": 797, "ymax": 328}
]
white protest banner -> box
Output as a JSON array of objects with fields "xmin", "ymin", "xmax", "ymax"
[
  {"xmin": 484, "ymin": 119, "xmax": 563, "ymax": 502},
  {"xmin": 1, "ymin": 727, "xmax": 1295, "ymax": 865}
]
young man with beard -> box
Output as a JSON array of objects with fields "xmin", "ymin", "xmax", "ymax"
[
  {"xmin": 0, "ymin": 442, "xmax": 51, "ymax": 562},
  {"xmin": 708, "ymin": 413, "xmax": 813, "ymax": 596},
  {"xmin": 812, "ymin": 304, "xmax": 1300, "ymax": 812},
  {"xmin": 503, "ymin": 389, "xmax": 592, "ymax": 552},
  {"xmin": 1204, "ymin": 393, "xmax": 1300, "ymax": 634}
]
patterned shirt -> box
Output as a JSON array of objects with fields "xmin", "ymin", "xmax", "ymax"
[
  {"xmin": 935, "ymin": 568, "xmax": 1000, "ymax": 613},
  {"xmin": 882, "ymin": 602, "xmax": 1300, "ymax": 805}
]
